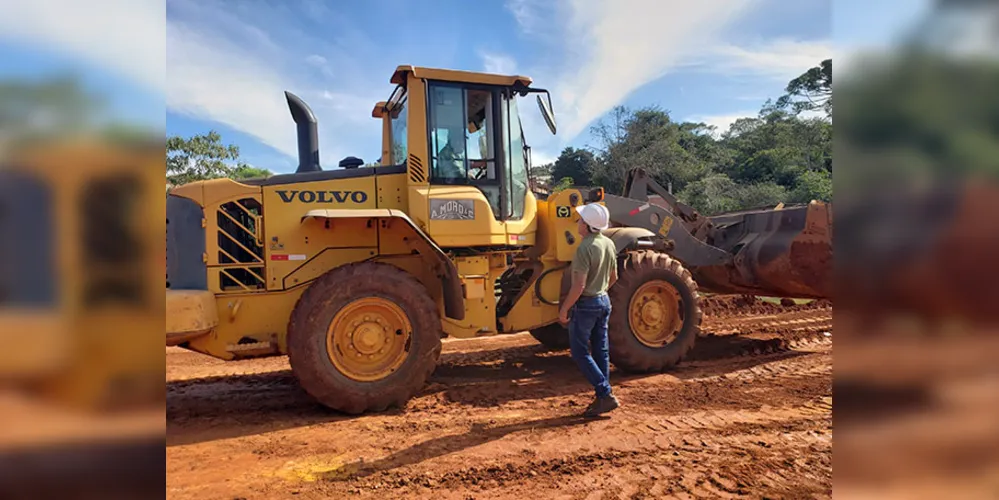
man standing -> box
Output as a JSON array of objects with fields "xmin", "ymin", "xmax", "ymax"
[{"xmin": 559, "ymin": 202, "xmax": 620, "ymax": 417}]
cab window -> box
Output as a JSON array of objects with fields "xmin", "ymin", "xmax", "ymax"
[
  {"xmin": 428, "ymin": 83, "xmax": 502, "ymax": 217},
  {"xmin": 504, "ymin": 94, "xmax": 529, "ymax": 220},
  {"xmin": 389, "ymin": 93, "xmax": 407, "ymax": 165}
]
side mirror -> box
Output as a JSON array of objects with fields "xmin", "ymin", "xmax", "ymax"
[{"xmin": 536, "ymin": 93, "xmax": 557, "ymax": 135}]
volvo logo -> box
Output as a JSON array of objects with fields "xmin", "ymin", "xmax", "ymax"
[{"xmin": 276, "ymin": 190, "xmax": 368, "ymax": 204}]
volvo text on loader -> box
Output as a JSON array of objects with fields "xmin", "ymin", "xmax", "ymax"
[{"xmin": 165, "ymin": 65, "xmax": 832, "ymax": 414}]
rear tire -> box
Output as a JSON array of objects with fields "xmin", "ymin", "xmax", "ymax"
[
  {"xmin": 608, "ymin": 250, "xmax": 702, "ymax": 372},
  {"xmin": 286, "ymin": 262, "xmax": 442, "ymax": 414}
]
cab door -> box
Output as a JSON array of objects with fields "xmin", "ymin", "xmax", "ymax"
[{"xmin": 421, "ymin": 82, "xmax": 536, "ymax": 248}]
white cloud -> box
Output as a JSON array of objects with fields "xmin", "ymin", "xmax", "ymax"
[
  {"xmin": 512, "ymin": 0, "xmax": 762, "ymax": 147},
  {"xmin": 165, "ymin": 1, "xmax": 385, "ymax": 170},
  {"xmin": 505, "ymin": 0, "xmax": 542, "ymax": 35},
  {"xmin": 705, "ymin": 38, "xmax": 834, "ymax": 81},
  {"xmin": 167, "ymin": 21, "xmax": 300, "ymax": 157},
  {"xmin": 306, "ymin": 54, "xmax": 328, "ymax": 66},
  {"xmin": 0, "ymin": 0, "xmax": 165, "ymax": 94},
  {"xmin": 306, "ymin": 54, "xmax": 336, "ymax": 80},
  {"xmin": 530, "ymin": 150, "xmax": 558, "ymax": 168},
  {"xmin": 685, "ymin": 110, "xmax": 758, "ymax": 137},
  {"xmin": 480, "ymin": 52, "xmax": 518, "ymax": 75}
]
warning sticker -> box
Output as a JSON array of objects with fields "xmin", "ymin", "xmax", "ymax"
[
  {"xmin": 271, "ymin": 254, "xmax": 307, "ymax": 261},
  {"xmin": 658, "ymin": 217, "xmax": 674, "ymax": 238}
]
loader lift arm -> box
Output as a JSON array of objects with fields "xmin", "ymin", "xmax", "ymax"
[
  {"xmin": 603, "ymin": 168, "xmax": 733, "ymax": 268},
  {"xmin": 623, "ymin": 168, "xmax": 711, "ymax": 238},
  {"xmin": 603, "ymin": 167, "xmax": 832, "ymax": 299}
]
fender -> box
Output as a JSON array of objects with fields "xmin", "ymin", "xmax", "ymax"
[{"xmin": 301, "ymin": 208, "xmax": 465, "ymax": 321}]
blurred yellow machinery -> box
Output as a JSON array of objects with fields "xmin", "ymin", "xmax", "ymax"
[{"xmin": 0, "ymin": 138, "xmax": 165, "ymax": 411}]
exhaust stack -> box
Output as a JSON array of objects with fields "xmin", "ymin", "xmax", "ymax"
[{"xmin": 285, "ymin": 91, "xmax": 321, "ymax": 173}]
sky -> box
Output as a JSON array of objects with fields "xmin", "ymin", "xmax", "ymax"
[{"xmin": 0, "ymin": 0, "xmax": 937, "ymax": 175}]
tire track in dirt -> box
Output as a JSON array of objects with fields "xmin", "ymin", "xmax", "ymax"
[
  {"xmin": 322, "ymin": 415, "xmax": 831, "ymax": 499},
  {"xmin": 295, "ymin": 349, "xmax": 832, "ymax": 498},
  {"xmin": 166, "ymin": 299, "xmax": 833, "ymax": 499}
]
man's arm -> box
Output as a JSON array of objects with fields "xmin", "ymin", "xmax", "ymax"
[
  {"xmin": 560, "ymin": 246, "xmax": 591, "ymax": 325},
  {"xmin": 559, "ymin": 270, "xmax": 587, "ymax": 325},
  {"xmin": 608, "ymin": 264, "xmax": 618, "ymax": 289}
]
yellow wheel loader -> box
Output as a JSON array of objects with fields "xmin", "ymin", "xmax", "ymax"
[{"xmin": 165, "ymin": 65, "xmax": 832, "ymax": 414}]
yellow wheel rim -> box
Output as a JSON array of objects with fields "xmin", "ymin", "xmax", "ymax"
[
  {"xmin": 628, "ymin": 280, "xmax": 683, "ymax": 347},
  {"xmin": 326, "ymin": 297, "xmax": 412, "ymax": 382}
]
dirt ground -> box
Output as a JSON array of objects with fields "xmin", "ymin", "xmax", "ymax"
[{"xmin": 166, "ymin": 296, "xmax": 833, "ymax": 499}]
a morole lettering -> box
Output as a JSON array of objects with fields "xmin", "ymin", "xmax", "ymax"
[{"xmin": 275, "ymin": 190, "xmax": 369, "ymax": 204}]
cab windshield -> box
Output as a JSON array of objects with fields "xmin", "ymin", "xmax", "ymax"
[{"xmin": 428, "ymin": 82, "xmax": 531, "ymax": 221}]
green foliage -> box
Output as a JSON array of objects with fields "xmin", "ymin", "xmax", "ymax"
[
  {"xmin": 719, "ymin": 105, "xmax": 831, "ymax": 187},
  {"xmin": 551, "ymin": 176, "xmax": 574, "ymax": 193},
  {"xmin": 676, "ymin": 173, "xmax": 741, "ymax": 214},
  {"xmin": 166, "ymin": 130, "xmax": 271, "ymax": 185},
  {"xmin": 0, "ymin": 74, "xmax": 101, "ymax": 137},
  {"xmin": 789, "ymin": 169, "xmax": 832, "ymax": 204},
  {"xmin": 736, "ymin": 181, "xmax": 789, "ymax": 209},
  {"xmin": 677, "ymin": 174, "xmax": 789, "ymax": 214},
  {"xmin": 550, "ymin": 147, "xmax": 596, "ymax": 186},
  {"xmin": 530, "ymin": 162, "xmax": 553, "ymax": 180},
  {"xmin": 0, "ymin": 73, "xmax": 163, "ymax": 151},
  {"xmin": 836, "ymin": 48, "xmax": 999, "ymax": 194},
  {"xmin": 552, "ymin": 58, "xmax": 835, "ymax": 215},
  {"xmin": 231, "ymin": 164, "xmax": 273, "ymax": 180},
  {"xmin": 587, "ymin": 105, "xmax": 722, "ymax": 195},
  {"xmin": 776, "ymin": 58, "xmax": 832, "ymax": 117}
]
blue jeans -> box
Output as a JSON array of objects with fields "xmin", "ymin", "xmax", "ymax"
[{"xmin": 568, "ymin": 293, "xmax": 613, "ymax": 398}]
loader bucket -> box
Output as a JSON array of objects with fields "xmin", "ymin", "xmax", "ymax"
[{"xmin": 684, "ymin": 201, "xmax": 833, "ymax": 300}]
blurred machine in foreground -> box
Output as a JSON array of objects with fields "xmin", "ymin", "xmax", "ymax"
[{"xmin": 0, "ymin": 138, "xmax": 165, "ymax": 410}]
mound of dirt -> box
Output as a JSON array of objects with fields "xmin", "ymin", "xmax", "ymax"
[{"xmin": 701, "ymin": 295, "xmax": 832, "ymax": 317}]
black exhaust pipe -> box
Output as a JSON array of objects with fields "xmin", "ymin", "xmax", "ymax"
[{"xmin": 284, "ymin": 91, "xmax": 321, "ymax": 173}]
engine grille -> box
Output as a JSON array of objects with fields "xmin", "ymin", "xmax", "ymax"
[{"xmin": 215, "ymin": 198, "xmax": 265, "ymax": 292}]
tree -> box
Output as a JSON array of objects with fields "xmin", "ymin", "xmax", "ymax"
[
  {"xmin": 776, "ymin": 59, "xmax": 832, "ymax": 117},
  {"xmin": 574, "ymin": 65, "xmax": 833, "ymax": 215},
  {"xmin": 0, "ymin": 74, "xmax": 101, "ymax": 136},
  {"xmin": 529, "ymin": 162, "xmax": 552, "ymax": 181},
  {"xmin": 551, "ymin": 176, "xmax": 574, "ymax": 193},
  {"xmin": 789, "ymin": 169, "xmax": 832, "ymax": 204},
  {"xmin": 231, "ymin": 164, "xmax": 273, "ymax": 180},
  {"xmin": 166, "ymin": 131, "xmax": 271, "ymax": 185},
  {"xmin": 677, "ymin": 173, "xmax": 741, "ymax": 214},
  {"xmin": 588, "ymin": 105, "xmax": 723, "ymax": 195},
  {"xmin": 550, "ymin": 147, "xmax": 597, "ymax": 187},
  {"xmin": 718, "ymin": 103, "xmax": 831, "ymax": 191}
]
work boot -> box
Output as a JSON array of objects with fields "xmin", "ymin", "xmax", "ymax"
[{"xmin": 583, "ymin": 394, "xmax": 619, "ymax": 417}]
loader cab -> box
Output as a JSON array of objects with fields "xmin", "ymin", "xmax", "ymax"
[{"xmin": 380, "ymin": 65, "xmax": 556, "ymax": 248}]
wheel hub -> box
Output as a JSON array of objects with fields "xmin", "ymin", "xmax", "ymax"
[
  {"xmin": 628, "ymin": 281, "xmax": 683, "ymax": 347},
  {"xmin": 326, "ymin": 298, "xmax": 411, "ymax": 382},
  {"xmin": 353, "ymin": 322, "xmax": 387, "ymax": 354}
]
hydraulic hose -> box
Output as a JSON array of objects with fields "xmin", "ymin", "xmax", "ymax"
[{"xmin": 534, "ymin": 263, "xmax": 570, "ymax": 306}]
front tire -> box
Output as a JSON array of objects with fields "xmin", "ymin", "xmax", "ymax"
[
  {"xmin": 286, "ymin": 262, "xmax": 442, "ymax": 414},
  {"xmin": 529, "ymin": 267, "xmax": 573, "ymax": 350},
  {"xmin": 608, "ymin": 250, "xmax": 702, "ymax": 372},
  {"xmin": 529, "ymin": 323, "xmax": 570, "ymax": 350}
]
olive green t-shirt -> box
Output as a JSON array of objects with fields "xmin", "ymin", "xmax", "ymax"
[{"xmin": 570, "ymin": 232, "xmax": 617, "ymax": 297}]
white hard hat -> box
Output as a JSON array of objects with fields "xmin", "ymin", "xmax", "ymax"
[{"xmin": 575, "ymin": 203, "xmax": 610, "ymax": 231}]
